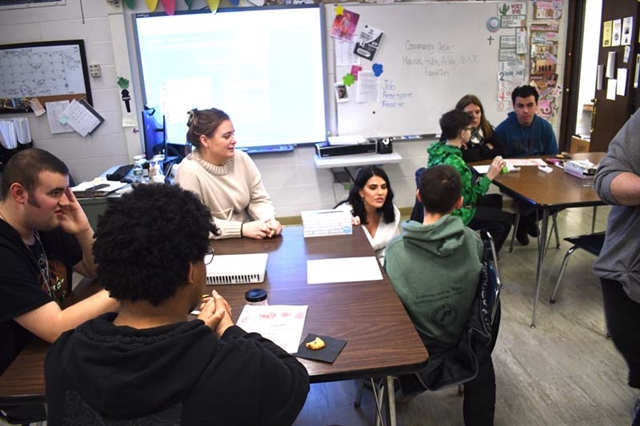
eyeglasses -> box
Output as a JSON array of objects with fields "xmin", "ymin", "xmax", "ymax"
[
  {"xmin": 204, "ymin": 247, "xmax": 215, "ymax": 265},
  {"xmin": 464, "ymin": 127, "xmax": 474, "ymax": 132}
]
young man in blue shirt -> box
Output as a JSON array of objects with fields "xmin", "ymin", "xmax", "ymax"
[
  {"xmin": 495, "ymin": 85, "xmax": 559, "ymax": 158},
  {"xmin": 495, "ymin": 85, "xmax": 559, "ymax": 244}
]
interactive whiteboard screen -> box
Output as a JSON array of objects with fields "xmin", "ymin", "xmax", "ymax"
[{"xmin": 134, "ymin": 6, "xmax": 327, "ymax": 149}]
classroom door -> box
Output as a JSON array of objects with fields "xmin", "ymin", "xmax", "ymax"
[{"xmin": 590, "ymin": 1, "xmax": 640, "ymax": 152}]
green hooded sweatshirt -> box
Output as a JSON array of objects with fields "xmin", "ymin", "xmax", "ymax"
[
  {"xmin": 385, "ymin": 216, "xmax": 483, "ymax": 345},
  {"xmin": 426, "ymin": 141, "xmax": 492, "ymax": 225}
]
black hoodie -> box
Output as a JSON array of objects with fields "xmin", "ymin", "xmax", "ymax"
[{"xmin": 45, "ymin": 313, "xmax": 310, "ymax": 425}]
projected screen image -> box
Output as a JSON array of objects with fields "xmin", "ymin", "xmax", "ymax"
[{"xmin": 134, "ymin": 6, "xmax": 327, "ymax": 149}]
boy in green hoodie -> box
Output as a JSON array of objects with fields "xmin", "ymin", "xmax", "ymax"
[
  {"xmin": 385, "ymin": 165, "xmax": 495, "ymax": 426},
  {"xmin": 426, "ymin": 109, "xmax": 512, "ymax": 252}
]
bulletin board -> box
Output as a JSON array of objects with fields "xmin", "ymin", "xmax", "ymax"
[
  {"xmin": 0, "ymin": 40, "xmax": 92, "ymax": 114},
  {"xmin": 326, "ymin": 2, "xmax": 525, "ymax": 137}
]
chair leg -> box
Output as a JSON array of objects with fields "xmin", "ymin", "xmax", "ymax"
[
  {"xmin": 552, "ymin": 212, "xmax": 560, "ymax": 248},
  {"xmin": 509, "ymin": 212, "xmax": 520, "ymax": 253},
  {"xmin": 550, "ymin": 246, "xmax": 578, "ymax": 303},
  {"xmin": 354, "ymin": 378, "xmax": 365, "ymax": 407}
]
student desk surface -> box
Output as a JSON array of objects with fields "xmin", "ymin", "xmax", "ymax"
[
  {"xmin": 487, "ymin": 152, "xmax": 606, "ymax": 328},
  {"xmin": 0, "ymin": 226, "xmax": 428, "ymax": 405}
]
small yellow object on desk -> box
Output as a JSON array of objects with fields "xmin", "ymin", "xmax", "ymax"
[{"xmin": 305, "ymin": 337, "xmax": 326, "ymax": 350}]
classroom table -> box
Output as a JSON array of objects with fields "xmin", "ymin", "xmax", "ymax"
[
  {"xmin": 490, "ymin": 152, "xmax": 606, "ymax": 328},
  {"xmin": 0, "ymin": 226, "xmax": 428, "ymax": 425}
]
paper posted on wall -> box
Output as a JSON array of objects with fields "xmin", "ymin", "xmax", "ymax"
[
  {"xmin": 60, "ymin": 99, "xmax": 104, "ymax": 137},
  {"xmin": 353, "ymin": 26, "xmax": 384, "ymax": 61}
]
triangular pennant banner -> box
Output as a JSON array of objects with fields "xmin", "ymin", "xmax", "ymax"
[
  {"xmin": 184, "ymin": 0, "xmax": 192, "ymax": 9},
  {"xmin": 207, "ymin": 0, "xmax": 219, "ymax": 14},
  {"xmin": 124, "ymin": 0, "xmax": 135, "ymax": 9},
  {"xmin": 161, "ymin": 0, "xmax": 175, "ymax": 15},
  {"xmin": 145, "ymin": 0, "xmax": 158, "ymax": 12}
]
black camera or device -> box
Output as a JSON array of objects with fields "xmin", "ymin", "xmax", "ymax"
[{"xmin": 369, "ymin": 137, "xmax": 394, "ymax": 154}]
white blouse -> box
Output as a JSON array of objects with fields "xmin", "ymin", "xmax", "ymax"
[{"xmin": 336, "ymin": 203, "xmax": 401, "ymax": 264}]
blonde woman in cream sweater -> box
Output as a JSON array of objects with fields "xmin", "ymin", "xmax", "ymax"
[{"xmin": 175, "ymin": 108, "xmax": 282, "ymax": 239}]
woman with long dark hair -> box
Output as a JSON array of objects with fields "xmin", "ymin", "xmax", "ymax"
[{"xmin": 336, "ymin": 166, "xmax": 400, "ymax": 263}]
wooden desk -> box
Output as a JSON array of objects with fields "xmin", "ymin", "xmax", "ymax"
[
  {"xmin": 491, "ymin": 152, "xmax": 606, "ymax": 327},
  {"xmin": 0, "ymin": 226, "xmax": 427, "ymax": 424}
]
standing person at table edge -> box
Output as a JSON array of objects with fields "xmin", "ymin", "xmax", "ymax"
[
  {"xmin": 0, "ymin": 148, "xmax": 119, "ymax": 375},
  {"xmin": 45, "ymin": 184, "xmax": 309, "ymax": 426},
  {"xmin": 455, "ymin": 94, "xmax": 507, "ymax": 163},
  {"xmin": 335, "ymin": 166, "xmax": 400, "ymax": 264},
  {"xmin": 427, "ymin": 109, "xmax": 512, "ymax": 253},
  {"xmin": 176, "ymin": 108, "xmax": 282, "ymax": 240},
  {"xmin": 494, "ymin": 85, "xmax": 558, "ymax": 158},
  {"xmin": 495, "ymin": 85, "xmax": 559, "ymax": 245},
  {"xmin": 593, "ymin": 110, "xmax": 640, "ymax": 426}
]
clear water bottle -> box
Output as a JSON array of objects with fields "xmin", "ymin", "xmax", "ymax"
[
  {"xmin": 132, "ymin": 155, "xmax": 145, "ymax": 184},
  {"xmin": 150, "ymin": 154, "xmax": 165, "ymax": 183}
]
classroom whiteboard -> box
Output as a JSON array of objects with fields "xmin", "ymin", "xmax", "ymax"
[{"xmin": 326, "ymin": 2, "xmax": 521, "ymax": 137}]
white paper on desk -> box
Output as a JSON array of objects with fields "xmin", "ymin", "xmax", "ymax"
[
  {"xmin": 327, "ymin": 135, "xmax": 367, "ymax": 145},
  {"xmin": 607, "ymin": 79, "xmax": 617, "ymax": 100},
  {"xmin": 237, "ymin": 305, "xmax": 308, "ymax": 354},
  {"xmin": 46, "ymin": 101, "xmax": 74, "ymax": 134},
  {"xmin": 506, "ymin": 158, "xmax": 546, "ymax": 167},
  {"xmin": 71, "ymin": 179, "xmax": 128, "ymax": 194},
  {"xmin": 473, "ymin": 162, "xmax": 519, "ymax": 174},
  {"xmin": 307, "ymin": 256, "xmax": 382, "ymax": 285}
]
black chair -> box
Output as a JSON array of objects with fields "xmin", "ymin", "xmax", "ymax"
[
  {"xmin": 549, "ymin": 231, "xmax": 606, "ymax": 303},
  {"xmin": 0, "ymin": 396, "xmax": 46, "ymax": 425},
  {"xmin": 353, "ymin": 231, "xmax": 502, "ymax": 425}
]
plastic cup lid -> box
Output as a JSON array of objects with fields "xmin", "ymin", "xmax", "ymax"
[{"xmin": 245, "ymin": 288, "xmax": 267, "ymax": 302}]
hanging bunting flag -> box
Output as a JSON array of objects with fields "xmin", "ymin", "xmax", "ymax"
[
  {"xmin": 161, "ymin": 0, "xmax": 175, "ymax": 15},
  {"xmin": 124, "ymin": 0, "xmax": 135, "ymax": 9},
  {"xmin": 184, "ymin": 0, "xmax": 192, "ymax": 9},
  {"xmin": 207, "ymin": 0, "xmax": 219, "ymax": 14},
  {"xmin": 229, "ymin": 0, "xmax": 239, "ymax": 6},
  {"xmin": 145, "ymin": 0, "xmax": 158, "ymax": 12}
]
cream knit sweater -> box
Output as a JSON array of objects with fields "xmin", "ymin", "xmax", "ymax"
[{"xmin": 175, "ymin": 149, "xmax": 276, "ymax": 239}]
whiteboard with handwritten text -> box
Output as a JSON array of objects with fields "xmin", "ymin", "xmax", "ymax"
[
  {"xmin": 326, "ymin": 2, "xmax": 523, "ymax": 137},
  {"xmin": 0, "ymin": 40, "xmax": 91, "ymax": 113}
]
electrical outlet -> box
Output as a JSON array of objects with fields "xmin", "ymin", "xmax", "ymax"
[{"xmin": 89, "ymin": 64, "xmax": 101, "ymax": 78}]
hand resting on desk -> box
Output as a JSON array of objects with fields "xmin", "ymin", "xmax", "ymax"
[{"xmin": 243, "ymin": 218, "xmax": 282, "ymax": 239}]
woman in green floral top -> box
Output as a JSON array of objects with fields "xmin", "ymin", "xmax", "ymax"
[{"xmin": 426, "ymin": 109, "xmax": 513, "ymax": 252}]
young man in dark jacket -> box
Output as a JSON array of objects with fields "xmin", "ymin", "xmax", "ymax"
[{"xmin": 45, "ymin": 184, "xmax": 309, "ymax": 426}]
